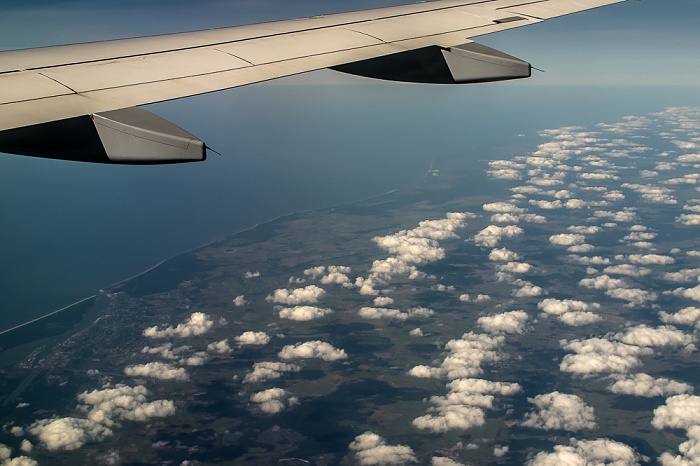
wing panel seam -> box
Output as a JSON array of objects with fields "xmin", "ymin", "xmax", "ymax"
[{"xmin": 0, "ymin": 0, "xmax": 503, "ymax": 74}]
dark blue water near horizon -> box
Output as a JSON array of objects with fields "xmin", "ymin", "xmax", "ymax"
[{"xmin": 0, "ymin": 84, "xmax": 698, "ymax": 331}]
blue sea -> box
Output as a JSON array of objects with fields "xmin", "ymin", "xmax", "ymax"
[{"xmin": 1, "ymin": 82, "xmax": 698, "ymax": 331}]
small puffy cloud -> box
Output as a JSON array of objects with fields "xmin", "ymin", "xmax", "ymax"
[
  {"xmin": 670, "ymin": 284, "xmax": 700, "ymax": 302},
  {"xmin": 579, "ymin": 274, "xmax": 627, "ymax": 290},
  {"xmin": 659, "ymin": 425, "xmax": 700, "ymax": 465},
  {"xmin": 235, "ymin": 331, "xmax": 270, "ymax": 346},
  {"xmin": 521, "ymin": 213, "xmax": 548, "ymax": 224},
  {"xmin": 244, "ymin": 271, "xmax": 260, "ymax": 278},
  {"xmin": 0, "ymin": 447, "xmax": 37, "ymax": 466},
  {"xmin": 278, "ymin": 340, "xmax": 347, "ymax": 361},
  {"xmin": 482, "ymin": 202, "xmax": 525, "ymax": 213},
  {"xmin": 608, "ymin": 373, "xmax": 693, "ymax": 397},
  {"xmin": 605, "ymin": 287, "xmax": 658, "ymax": 306},
  {"xmin": 477, "ymin": 311, "xmax": 528, "ymax": 334},
  {"xmin": 567, "ymin": 243, "xmax": 595, "ymax": 253},
  {"xmin": 614, "ymin": 324, "xmax": 695, "ymax": 349},
  {"xmin": 652, "ymin": 394, "xmax": 700, "ymax": 431},
  {"xmin": 494, "ymin": 445, "xmax": 509, "ymax": 458},
  {"xmin": 266, "ymin": 285, "xmax": 326, "ymax": 305},
  {"xmin": 77, "ymin": 384, "xmax": 176, "ymax": 423},
  {"xmin": 622, "ymin": 183, "xmax": 677, "ymax": 204},
  {"xmin": 580, "ymin": 171, "xmax": 619, "ymax": 181},
  {"xmin": 489, "ymin": 248, "xmax": 520, "ymax": 262},
  {"xmin": 250, "ymin": 388, "xmax": 298, "ymax": 414},
  {"xmin": 409, "ymin": 328, "xmax": 424, "ymax": 337},
  {"xmin": 527, "ymin": 438, "xmax": 641, "ymax": 466},
  {"xmin": 513, "ymin": 281, "xmax": 547, "ymax": 298},
  {"xmin": 303, "ymin": 266, "xmax": 326, "ymax": 279},
  {"xmin": 538, "ymin": 299, "xmax": 601, "ymax": 326},
  {"xmin": 567, "ymin": 225, "xmax": 603, "ymax": 235},
  {"xmin": 677, "ymin": 214, "xmax": 700, "ymax": 226},
  {"xmin": 488, "ymin": 168, "xmax": 522, "ymax": 180},
  {"xmin": 678, "ymin": 153, "xmax": 700, "ymax": 162},
  {"xmin": 278, "ymin": 305, "xmax": 333, "ymax": 321},
  {"xmin": 560, "ymin": 338, "xmax": 653, "ymax": 376},
  {"xmin": 143, "ymin": 312, "xmax": 214, "ymax": 339},
  {"xmin": 549, "ymin": 234, "xmax": 585, "ymax": 247},
  {"xmin": 232, "ymin": 295, "xmax": 246, "ymax": 307},
  {"xmin": 663, "ymin": 268, "xmax": 700, "ymax": 283},
  {"xmin": 433, "ymin": 284, "xmax": 455, "ymax": 292},
  {"xmin": 124, "ymin": 362, "xmax": 189, "ymax": 381},
  {"xmin": 207, "ymin": 339, "xmax": 232, "ymax": 354},
  {"xmin": 409, "ymin": 307, "xmax": 435, "ymax": 317},
  {"xmin": 659, "ymin": 307, "xmax": 700, "ymax": 328},
  {"xmin": 141, "ymin": 342, "xmax": 190, "ymax": 360},
  {"xmin": 19, "ymin": 440, "xmax": 32, "ymax": 455},
  {"xmin": 497, "ymin": 262, "xmax": 532, "ymax": 274},
  {"xmin": 567, "ymin": 255, "xmax": 611, "ymax": 265},
  {"xmin": 559, "ymin": 311, "xmax": 601, "ymax": 326},
  {"xmin": 565, "ymin": 199, "xmax": 587, "ymax": 209},
  {"xmin": 522, "ymin": 392, "xmax": 597, "ymax": 431},
  {"xmin": 414, "ymin": 378, "xmax": 521, "ymax": 433},
  {"xmin": 349, "ymin": 432, "xmax": 417, "ymax": 465},
  {"xmin": 530, "ymin": 199, "xmax": 563, "ymax": 210},
  {"xmin": 626, "ymin": 254, "xmax": 675, "ymax": 265},
  {"xmin": 409, "ymin": 333, "xmax": 504, "ymax": 381},
  {"xmin": 491, "ymin": 212, "xmax": 520, "ymax": 224},
  {"xmin": 594, "ymin": 210, "xmax": 639, "ymax": 222},
  {"xmin": 369, "ymin": 257, "xmax": 424, "ymax": 281},
  {"xmin": 446, "ymin": 378, "xmax": 522, "ymax": 397},
  {"xmin": 358, "ymin": 307, "xmax": 408, "ymax": 321},
  {"xmin": 30, "ymin": 384, "xmax": 175, "ymax": 451},
  {"xmin": 368, "ymin": 214, "xmax": 469, "ymax": 277},
  {"xmin": 538, "ymin": 298, "xmax": 599, "ymax": 315},
  {"xmin": 320, "ymin": 266, "xmax": 353, "ymax": 286},
  {"xmin": 412, "ymin": 405, "xmax": 486, "ymax": 433},
  {"xmin": 431, "ymin": 457, "xmax": 465, "ymax": 466},
  {"xmin": 603, "ymin": 264, "xmax": 652, "ymax": 277},
  {"xmin": 373, "ymin": 296, "xmax": 394, "ymax": 307},
  {"xmin": 244, "ymin": 361, "xmax": 301, "ymax": 384},
  {"xmin": 29, "ymin": 417, "xmax": 112, "ymax": 451},
  {"xmin": 473, "ymin": 225, "xmax": 524, "ymax": 248}
]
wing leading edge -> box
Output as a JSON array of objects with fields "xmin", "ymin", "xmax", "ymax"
[{"xmin": 0, "ymin": 0, "xmax": 625, "ymax": 164}]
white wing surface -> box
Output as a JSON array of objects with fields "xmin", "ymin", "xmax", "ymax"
[{"xmin": 0, "ymin": 0, "xmax": 624, "ymax": 163}]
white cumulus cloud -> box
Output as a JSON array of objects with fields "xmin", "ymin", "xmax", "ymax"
[
  {"xmin": 477, "ymin": 310, "xmax": 528, "ymax": 334},
  {"xmin": 278, "ymin": 305, "xmax": 333, "ymax": 321},
  {"xmin": 235, "ymin": 331, "xmax": 270, "ymax": 346},
  {"xmin": 266, "ymin": 285, "xmax": 326, "ymax": 305},
  {"xmin": 250, "ymin": 388, "xmax": 298, "ymax": 414},
  {"xmin": 278, "ymin": 341, "xmax": 347, "ymax": 361},
  {"xmin": 522, "ymin": 392, "xmax": 597, "ymax": 431},
  {"xmin": 143, "ymin": 312, "xmax": 214, "ymax": 339}
]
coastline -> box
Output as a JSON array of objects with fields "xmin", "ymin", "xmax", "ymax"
[{"xmin": 0, "ymin": 159, "xmax": 436, "ymax": 361}]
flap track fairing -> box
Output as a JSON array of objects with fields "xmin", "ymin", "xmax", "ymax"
[
  {"xmin": 331, "ymin": 42, "xmax": 531, "ymax": 84},
  {"xmin": 0, "ymin": 107, "xmax": 205, "ymax": 164}
]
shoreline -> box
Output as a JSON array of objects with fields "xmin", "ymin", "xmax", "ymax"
[{"xmin": 0, "ymin": 159, "xmax": 435, "ymax": 338}]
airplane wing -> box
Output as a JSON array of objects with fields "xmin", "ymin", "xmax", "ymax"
[{"xmin": 0, "ymin": 0, "xmax": 625, "ymax": 164}]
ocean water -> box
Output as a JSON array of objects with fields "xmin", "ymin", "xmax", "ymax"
[{"xmin": 0, "ymin": 83, "xmax": 698, "ymax": 331}]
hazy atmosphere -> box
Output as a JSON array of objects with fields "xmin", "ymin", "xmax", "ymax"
[{"xmin": 1, "ymin": 1, "xmax": 699, "ymax": 465}]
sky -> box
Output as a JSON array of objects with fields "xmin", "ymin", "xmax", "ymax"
[{"xmin": 0, "ymin": 0, "xmax": 698, "ymax": 327}]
